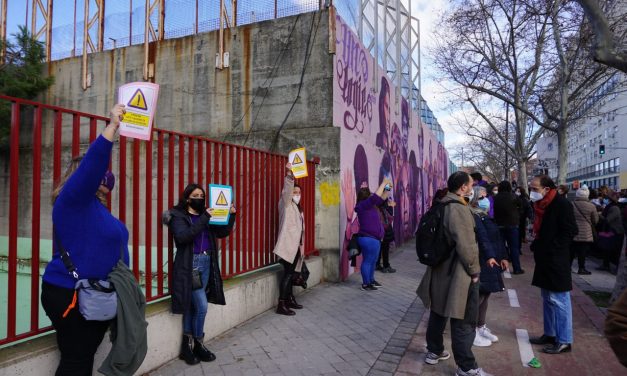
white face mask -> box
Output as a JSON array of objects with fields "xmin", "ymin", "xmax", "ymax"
[
  {"xmin": 529, "ymin": 191, "xmax": 544, "ymax": 202},
  {"xmin": 292, "ymin": 195, "xmax": 301, "ymax": 205},
  {"xmin": 515, "ymin": 191, "xmax": 521, "ymax": 196},
  {"xmin": 466, "ymin": 188, "xmax": 475, "ymax": 201}
]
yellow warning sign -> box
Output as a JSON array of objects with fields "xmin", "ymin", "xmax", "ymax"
[
  {"xmin": 292, "ymin": 153, "xmax": 303, "ymax": 165},
  {"xmin": 215, "ymin": 191, "xmax": 229, "ymax": 206},
  {"xmin": 127, "ymin": 89, "xmax": 148, "ymax": 110},
  {"xmin": 121, "ymin": 112, "xmax": 149, "ymax": 127}
]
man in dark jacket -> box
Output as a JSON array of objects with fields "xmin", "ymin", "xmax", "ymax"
[
  {"xmin": 493, "ymin": 181, "xmax": 524, "ymax": 274},
  {"xmin": 528, "ymin": 175, "xmax": 578, "ymax": 354}
]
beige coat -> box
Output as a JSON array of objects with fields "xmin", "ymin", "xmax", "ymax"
[
  {"xmin": 417, "ymin": 192, "xmax": 481, "ymax": 320},
  {"xmin": 572, "ymin": 198, "xmax": 599, "ymax": 242},
  {"xmin": 273, "ymin": 175, "xmax": 304, "ymax": 271}
]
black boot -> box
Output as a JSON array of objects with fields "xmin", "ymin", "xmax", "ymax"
[
  {"xmin": 288, "ymin": 294, "xmax": 303, "ymax": 309},
  {"xmin": 276, "ymin": 299, "xmax": 295, "ymax": 315},
  {"xmin": 179, "ymin": 334, "xmax": 200, "ymax": 365},
  {"xmin": 193, "ymin": 337, "xmax": 216, "ymax": 362}
]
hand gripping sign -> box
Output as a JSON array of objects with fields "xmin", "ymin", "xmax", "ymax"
[
  {"xmin": 288, "ymin": 148, "xmax": 308, "ymax": 178},
  {"xmin": 117, "ymin": 82, "xmax": 160, "ymax": 140},
  {"xmin": 208, "ymin": 184, "xmax": 233, "ymax": 225}
]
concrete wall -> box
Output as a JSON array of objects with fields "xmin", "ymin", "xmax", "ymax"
[
  {"xmin": 0, "ymin": 10, "xmax": 341, "ymax": 280},
  {"xmin": 0, "ymin": 256, "xmax": 323, "ymax": 375}
]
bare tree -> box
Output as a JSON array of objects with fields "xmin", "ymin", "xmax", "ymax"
[
  {"xmin": 431, "ymin": 0, "xmax": 551, "ymax": 185},
  {"xmin": 574, "ymin": 0, "xmax": 627, "ymax": 73}
]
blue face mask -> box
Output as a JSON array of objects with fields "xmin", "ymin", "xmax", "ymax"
[
  {"xmin": 478, "ymin": 197, "xmax": 490, "ymax": 212},
  {"xmin": 603, "ymin": 198, "xmax": 610, "ymax": 205}
]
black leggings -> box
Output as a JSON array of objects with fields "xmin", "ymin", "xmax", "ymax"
[
  {"xmin": 41, "ymin": 282, "xmax": 110, "ymax": 376},
  {"xmin": 377, "ymin": 239, "xmax": 391, "ymax": 268},
  {"xmin": 279, "ymin": 252, "xmax": 301, "ymax": 300}
]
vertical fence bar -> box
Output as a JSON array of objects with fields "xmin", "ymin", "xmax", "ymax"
[
  {"xmin": 264, "ymin": 154, "xmax": 270, "ymax": 264},
  {"xmin": 53, "ymin": 111, "xmax": 62, "ymax": 186},
  {"xmin": 254, "ymin": 151, "xmax": 260, "ymax": 269},
  {"xmin": 246, "ymin": 150, "xmax": 253, "ymax": 271},
  {"xmin": 235, "ymin": 147, "xmax": 242, "ymax": 275},
  {"xmin": 145, "ymin": 138, "xmax": 153, "ymax": 299},
  {"xmin": 119, "ymin": 136, "xmax": 127, "ymax": 224},
  {"xmin": 168, "ymin": 134, "xmax": 175, "ymax": 290},
  {"xmin": 178, "ymin": 136, "xmax": 185, "ymax": 195},
  {"xmin": 157, "ymin": 132, "xmax": 164, "ymax": 296},
  {"xmin": 71, "ymin": 114, "xmax": 80, "ymax": 157},
  {"xmin": 30, "ymin": 106, "xmax": 43, "ymax": 332},
  {"xmin": 188, "ymin": 137, "xmax": 195, "ymax": 184},
  {"xmin": 7, "ymin": 102, "xmax": 20, "ymax": 340},
  {"xmin": 205, "ymin": 141, "xmax": 212, "ymax": 187},
  {"xmin": 89, "ymin": 117, "xmax": 97, "ymax": 142},
  {"xmin": 197, "ymin": 140, "xmax": 203, "ymax": 186},
  {"xmin": 228, "ymin": 144, "xmax": 235, "ymax": 276},
  {"xmin": 221, "ymin": 145, "xmax": 228, "ymax": 274},
  {"xmin": 132, "ymin": 139, "xmax": 140, "ymax": 279}
]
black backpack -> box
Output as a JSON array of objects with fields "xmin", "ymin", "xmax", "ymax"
[{"xmin": 416, "ymin": 200, "xmax": 460, "ymax": 266}]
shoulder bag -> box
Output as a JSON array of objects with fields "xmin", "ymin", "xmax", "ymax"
[{"xmin": 55, "ymin": 232, "xmax": 121, "ymax": 321}]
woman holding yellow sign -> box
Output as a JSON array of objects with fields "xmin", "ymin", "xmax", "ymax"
[
  {"xmin": 163, "ymin": 184, "xmax": 236, "ymax": 365},
  {"xmin": 273, "ymin": 162, "xmax": 306, "ymax": 315}
]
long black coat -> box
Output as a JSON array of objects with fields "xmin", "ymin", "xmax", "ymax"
[
  {"xmin": 530, "ymin": 193, "xmax": 578, "ymax": 292},
  {"xmin": 473, "ymin": 211, "xmax": 507, "ymax": 294},
  {"xmin": 164, "ymin": 208, "xmax": 235, "ymax": 314}
]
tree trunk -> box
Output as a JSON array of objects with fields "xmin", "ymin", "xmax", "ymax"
[
  {"xmin": 556, "ymin": 126, "xmax": 568, "ymax": 184},
  {"xmin": 518, "ymin": 159, "xmax": 528, "ymax": 188}
]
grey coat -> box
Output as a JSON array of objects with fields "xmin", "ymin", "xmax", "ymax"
[
  {"xmin": 572, "ymin": 198, "xmax": 599, "ymax": 243},
  {"xmin": 417, "ymin": 193, "xmax": 481, "ymax": 320},
  {"xmin": 98, "ymin": 260, "xmax": 148, "ymax": 376}
]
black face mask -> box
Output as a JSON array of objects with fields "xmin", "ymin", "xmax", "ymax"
[{"xmin": 188, "ymin": 198, "xmax": 206, "ymax": 212}]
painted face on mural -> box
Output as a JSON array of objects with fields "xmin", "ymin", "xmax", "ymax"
[{"xmin": 398, "ymin": 164, "xmax": 412, "ymax": 238}]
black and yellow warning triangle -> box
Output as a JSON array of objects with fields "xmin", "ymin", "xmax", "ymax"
[
  {"xmin": 127, "ymin": 89, "xmax": 148, "ymax": 110},
  {"xmin": 215, "ymin": 191, "xmax": 229, "ymax": 206},
  {"xmin": 292, "ymin": 153, "xmax": 303, "ymax": 165}
]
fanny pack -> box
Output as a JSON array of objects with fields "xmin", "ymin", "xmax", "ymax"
[{"xmin": 54, "ymin": 232, "xmax": 121, "ymax": 321}]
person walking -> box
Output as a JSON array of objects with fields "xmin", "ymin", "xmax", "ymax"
[
  {"xmin": 165, "ymin": 184, "xmax": 236, "ymax": 365},
  {"xmin": 376, "ymin": 198, "xmax": 397, "ymax": 273},
  {"xmin": 528, "ymin": 175, "xmax": 578, "ymax": 354},
  {"xmin": 571, "ymin": 185, "xmax": 598, "ymax": 275},
  {"xmin": 418, "ymin": 172, "xmax": 493, "ymax": 376},
  {"xmin": 493, "ymin": 181, "xmax": 524, "ymax": 274},
  {"xmin": 273, "ymin": 163, "xmax": 307, "ymax": 315},
  {"xmin": 469, "ymin": 186, "xmax": 509, "ymax": 348},
  {"xmin": 41, "ymin": 105, "xmax": 130, "ymax": 376},
  {"xmin": 355, "ymin": 178, "xmax": 392, "ymax": 291}
]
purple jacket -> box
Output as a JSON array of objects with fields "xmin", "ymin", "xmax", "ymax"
[{"xmin": 356, "ymin": 194, "xmax": 385, "ymax": 239}]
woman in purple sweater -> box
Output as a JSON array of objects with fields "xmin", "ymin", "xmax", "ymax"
[
  {"xmin": 355, "ymin": 178, "xmax": 393, "ymax": 291},
  {"xmin": 41, "ymin": 104, "xmax": 127, "ymax": 376}
]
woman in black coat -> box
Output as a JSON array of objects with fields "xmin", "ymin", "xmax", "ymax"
[
  {"xmin": 163, "ymin": 183, "xmax": 236, "ymax": 365},
  {"xmin": 470, "ymin": 186, "xmax": 509, "ymax": 347}
]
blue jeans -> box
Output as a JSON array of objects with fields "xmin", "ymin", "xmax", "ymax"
[
  {"xmin": 358, "ymin": 236, "xmax": 381, "ymax": 285},
  {"xmin": 500, "ymin": 226, "xmax": 522, "ymax": 272},
  {"xmin": 183, "ymin": 253, "xmax": 210, "ymax": 338},
  {"xmin": 541, "ymin": 289, "xmax": 573, "ymax": 344}
]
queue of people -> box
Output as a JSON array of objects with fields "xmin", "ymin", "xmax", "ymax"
[{"xmin": 41, "ymin": 105, "xmax": 627, "ymax": 374}]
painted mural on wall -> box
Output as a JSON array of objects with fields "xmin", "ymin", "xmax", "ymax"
[{"xmin": 333, "ymin": 15, "xmax": 449, "ymax": 280}]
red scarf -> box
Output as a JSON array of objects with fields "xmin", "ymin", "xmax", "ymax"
[{"xmin": 533, "ymin": 188, "xmax": 557, "ymax": 237}]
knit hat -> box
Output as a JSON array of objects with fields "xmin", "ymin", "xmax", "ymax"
[
  {"xmin": 576, "ymin": 185, "xmax": 589, "ymax": 199},
  {"xmin": 101, "ymin": 171, "xmax": 115, "ymax": 191}
]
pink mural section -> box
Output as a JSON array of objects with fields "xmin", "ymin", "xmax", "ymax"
[{"xmin": 333, "ymin": 15, "xmax": 449, "ymax": 280}]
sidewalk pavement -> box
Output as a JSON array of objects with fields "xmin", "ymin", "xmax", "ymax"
[
  {"xmin": 151, "ymin": 240, "xmax": 428, "ymax": 376},
  {"xmin": 396, "ymin": 245, "xmax": 625, "ymax": 376}
]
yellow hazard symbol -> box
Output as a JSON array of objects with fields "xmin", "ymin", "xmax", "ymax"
[
  {"xmin": 127, "ymin": 89, "xmax": 148, "ymax": 110},
  {"xmin": 215, "ymin": 191, "xmax": 229, "ymax": 206},
  {"xmin": 292, "ymin": 153, "xmax": 303, "ymax": 165}
]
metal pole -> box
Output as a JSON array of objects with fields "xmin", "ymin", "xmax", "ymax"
[
  {"xmin": 374, "ymin": 0, "xmax": 378, "ymax": 91},
  {"xmin": 395, "ymin": 0, "xmax": 401, "ymax": 105},
  {"xmin": 73, "ymin": 0, "xmax": 77, "ymax": 56},
  {"xmin": 505, "ymin": 102, "xmax": 509, "ymax": 180}
]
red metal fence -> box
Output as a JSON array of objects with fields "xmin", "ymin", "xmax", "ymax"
[{"xmin": 0, "ymin": 95, "xmax": 317, "ymax": 347}]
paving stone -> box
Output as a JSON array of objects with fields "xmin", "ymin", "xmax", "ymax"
[{"xmin": 151, "ymin": 241, "xmax": 425, "ymax": 376}]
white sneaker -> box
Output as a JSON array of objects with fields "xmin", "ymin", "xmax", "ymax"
[
  {"xmin": 424, "ymin": 350, "xmax": 451, "ymax": 365},
  {"xmin": 478, "ymin": 325, "xmax": 499, "ymax": 342},
  {"xmin": 456, "ymin": 367, "xmax": 494, "ymax": 376},
  {"xmin": 473, "ymin": 329, "xmax": 492, "ymax": 347}
]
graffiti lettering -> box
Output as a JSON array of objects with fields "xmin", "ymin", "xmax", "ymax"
[{"xmin": 335, "ymin": 19, "xmax": 373, "ymax": 133}]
